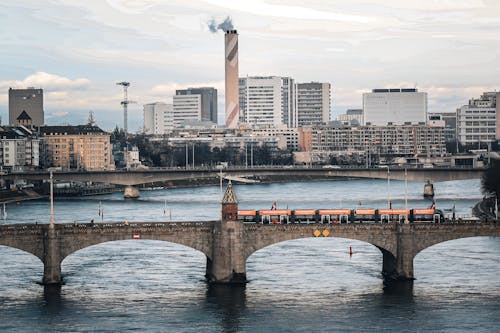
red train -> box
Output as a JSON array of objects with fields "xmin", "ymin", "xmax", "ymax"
[{"xmin": 237, "ymin": 208, "xmax": 444, "ymax": 224}]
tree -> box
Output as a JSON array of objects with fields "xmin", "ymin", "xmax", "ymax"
[{"xmin": 481, "ymin": 158, "xmax": 500, "ymax": 201}]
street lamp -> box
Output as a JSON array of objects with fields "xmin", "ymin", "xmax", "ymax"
[
  {"xmin": 404, "ymin": 168, "xmax": 408, "ymax": 223},
  {"xmin": 47, "ymin": 167, "xmax": 58, "ymax": 228},
  {"xmin": 379, "ymin": 165, "xmax": 391, "ymax": 209}
]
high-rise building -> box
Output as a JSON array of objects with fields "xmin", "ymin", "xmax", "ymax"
[
  {"xmin": 295, "ymin": 82, "xmax": 331, "ymax": 126},
  {"xmin": 9, "ymin": 88, "xmax": 44, "ymax": 126},
  {"xmin": 456, "ymin": 92, "xmax": 497, "ymax": 145},
  {"xmin": 143, "ymin": 102, "xmax": 173, "ymax": 134},
  {"xmin": 173, "ymin": 95, "xmax": 202, "ymax": 128},
  {"xmin": 239, "ymin": 76, "xmax": 295, "ymax": 128},
  {"xmin": 225, "ymin": 30, "xmax": 239, "ymax": 128},
  {"xmin": 363, "ymin": 88, "xmax": 427, "ymax": 126},
  {"xmin": 175, "ymin": 88, "xmax": 218, "ymax": 124}
]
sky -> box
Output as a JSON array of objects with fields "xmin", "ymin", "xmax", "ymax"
[{"xmin": 1, "ymin": 0, "xmax": 499, "ymax": 132}]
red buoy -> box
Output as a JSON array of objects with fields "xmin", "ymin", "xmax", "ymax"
[{"xmin": 349, "ymin": 246, "xmax": 353, "ymax": 255}]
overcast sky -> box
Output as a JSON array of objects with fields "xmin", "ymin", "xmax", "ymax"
[{"xmin": 1, "ymin": 0, "xmax": 499, "ymax": 131}]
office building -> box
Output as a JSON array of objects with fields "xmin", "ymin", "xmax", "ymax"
[
  {"xmin": 143, "ymin": 102, "xmax": 173, "ymax": 134},
  {"xmin": 363, "ymin": 88, "xmax": 427, "ymax": 126},
  {"xmin": 295, "ymin": 82, "xmax": 330, "ymax": 126},
  {"xmin": 9, "ymin": 88, "xmax": 44, "ymax": 126},
  {"xmin": 456, "ymin": 92, "xmax": 497, "ymax": 145},
  {"xmin": 173, "ymin": 95, "xmax": 202, "ymax": 128},
  {"xmin": 175, "ymin": 87, "xmax": 217, "ymax": 124}
]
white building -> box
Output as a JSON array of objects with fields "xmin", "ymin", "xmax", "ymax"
[
  {"xmin": 456, "ymin": 92, "xmax": 498, "ymax": 145},
  {"xmin": 173, "ymin": 95, "xmax": 202, "ymax": 128},
  {"xmin": 338, "ymin": 109, "xmax": 363, "ymax": 125},
  {"xmin": 0, "ymin": 126, "xmax": 40, "ymax": 170},
  {"xmin": 363, "ymin": 88, "xmax": 427, "ymax": 126},
  {"xmin": 295, "ymin": 82, "xmax": 331, "ymax": 126},
  {"xmin": 239, "ymin": 76, "xmax": 295, "ymax": 128},
  {"xmin": 245, "ymin": 127, "xmax": 300, "ymax": 150},
  {"xmin": 143, "ymin": 102, "xmax": 173, "ymax": 134}
]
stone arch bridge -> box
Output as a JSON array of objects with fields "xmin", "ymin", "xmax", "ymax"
[{"xmin": 1, "ymin": 220, "xmax": 498, "ymax": 285}]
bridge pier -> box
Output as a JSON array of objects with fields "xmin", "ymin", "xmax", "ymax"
[
  {"xmin": 206, "ymin": 183, "xmax": 247, "ymax": 284},
  {"xmin": 379, "ymin": 225, "xmax": 416, "ymax": 281},
  {"xmin": 43, "ymin": 226, "xmax": 62, "ymax": 285}
]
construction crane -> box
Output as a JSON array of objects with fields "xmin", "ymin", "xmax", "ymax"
[{"xmin": 116, "ymin": 81, "xmax": 136, "ymax": 134}]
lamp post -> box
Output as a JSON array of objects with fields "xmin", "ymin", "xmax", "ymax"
[
  {"xmin": 404, "ymin": 168, "xmax": 408, "ymax": 223},
  {"xmin": 49, "ymin": 169, "xmax": 55, "ymax": 228},
  {"xmin": 379, "ymin": 165, "xmax": 391, "ymax": 209}
]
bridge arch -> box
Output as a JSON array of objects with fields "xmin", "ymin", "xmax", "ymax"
[
  {"xmin": 0, "ymin": 239, "xmax": 44, "ymax": 262},
  {"xmin": 60, "ymin": 240, "xmax": 207, "ymax": 279},
  {"xmin": 412, "ymin": 226, "xmax": 500, "ymax": 256},
  {"xmin": 243, "ymin": 225, "xmax": 398, "ymax": 260},
  {"xmin": 0, "ymin": 245, "xmax": 44, "ymax": 281},
  {"xmin": 54, "ymin": 221, "xmax": 215, "ymax": 261},
  {"xmin": 59, "ymin": 234, "xmax": 213, "ymax": 261},
  {"xmin": 414, "ymin": 236, "xmax": 500, "ymax": 285}
]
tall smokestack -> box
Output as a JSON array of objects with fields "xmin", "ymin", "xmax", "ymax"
[{"xmin": 225, "ymin": 30, "xmax": 239, "ymax": 128}]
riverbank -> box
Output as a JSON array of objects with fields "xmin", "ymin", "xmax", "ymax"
[
  {"xmin": 473, "ymin": 196, "xmax": 498, "ymax": 220},
  {"xmin": 0, "ymin": 189, "xmax": 46, "ymax": 204}
]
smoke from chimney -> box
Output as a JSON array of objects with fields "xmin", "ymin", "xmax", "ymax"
[{"xmin": 208, "ymin": 16, "xmax": 234, "ymax": 33}]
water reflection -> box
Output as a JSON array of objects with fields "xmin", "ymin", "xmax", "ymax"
[
  {"xmin": 43, "ymin": 285, "xmax": 63, "ymax": 313},
  {"xmin": 206, "ymin": 285, "xmax": 247, "ymax": 333},
  {"xmin": 383, "ymin": 279, "xmax": 414, "ymax": 296}
]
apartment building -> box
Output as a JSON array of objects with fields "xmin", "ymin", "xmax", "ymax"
[
  {"xmin": 39, "ymin": 125, "xmax": 114, "ymax": 170},
  {"xmin": 239, "ymin": 76, "xmax": 295, "ymax": 127},
  {"xmin": 0, "ymin": 126, "xmax": 40, "ymax": 170},
  {"xmin": 308, "ymin": 124, "xmax": 446, "ymax": 157},
  {"xmin": 295, "ymin": 82, "xmax": 331, "ymax": 126}
]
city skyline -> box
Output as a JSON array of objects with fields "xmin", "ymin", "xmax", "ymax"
[{"xmin": 1, "ymin": 0, "xmax": 499, "ymax": 131}]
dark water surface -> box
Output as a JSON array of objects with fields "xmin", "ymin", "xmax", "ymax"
[{"xmin": 1, "ymin": 179, "xmax": 499, "ymax": 332}]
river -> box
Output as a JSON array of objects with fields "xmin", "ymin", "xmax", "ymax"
[{"xmin": 0, "ymin": 179, "xmax": 499, "ymax": 332}]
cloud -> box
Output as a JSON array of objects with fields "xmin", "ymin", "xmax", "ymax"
[
  {"xmin": 200, "ymin": 0, "xmax": 372, "ymax": 23},
  {"xmin": 0, "ymin": 72, "xmax": 90, "ymax": 92},
  {"xmin": 151, "ymin": 80, "xmax": 225, "ymax": 97},
  {"xmin": 47, "ymin": 111, "xmax": 70, "ymax": 118},
  {"xmin": 105, "ymin": 0, "xmax": 156, "ymax": 15}
]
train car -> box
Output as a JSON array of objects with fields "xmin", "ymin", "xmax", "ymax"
[
  {"xmin": 352, "ymin": 208, "xmax": 378, "ymax": 223},
  {"xmin": 258, "ymin": 209, "xmax": 291, "ymax": 224},
  {"xmin": 237, "ymin": 210, "xmax": 258, "ymax": 223},
  {"xmin": 378, "ymin": 209, "xmax": 410, "ymax": 223},
  {"xmin": 292, "ymin": 209, "xmax": 317, "ymax": 224},
  {"xmin": 410, "ymin": 208, "xmax": 443, "ymax": 223},
  {"xmin": 318, "ymin": 209, "xmax": 350, "ymax": 224}
]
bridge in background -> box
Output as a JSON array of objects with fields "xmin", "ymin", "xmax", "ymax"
[
  {"xmin": 0, "ymin": 184, "xmax": 498, "ymax": 286},
  {"xmin": 5, "ymin": 166, "xmax": 484, "ymax": 186}
]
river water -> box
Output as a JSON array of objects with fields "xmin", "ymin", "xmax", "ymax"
[{"xmin": 0, "ymin": 179, "xmax": 499, "ymax": 332}]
